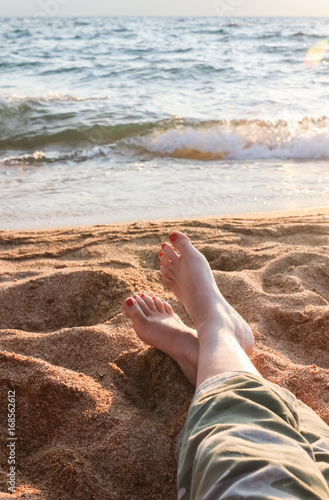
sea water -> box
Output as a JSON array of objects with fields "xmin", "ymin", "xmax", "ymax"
[{"xmin": 1, "ymin": 16, "xmax": 329, "ymax": 229}]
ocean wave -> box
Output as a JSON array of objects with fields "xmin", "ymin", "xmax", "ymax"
[
  {"xmin": 0, "ymin": 93, "xmax": 109, "ymax": 109},
  {"xmin": 194, "ymin": 28, "xmax": 227, "ymax": 35},
  {"xmin": 0, "ymin": 147, "xmax": 111, "ymax": 166},
  {"xmin": 0, "ymin": 121, "xmax": 158, "ymax": 150},
  {"xmin": 2, "ymin": 117, "xmax": 329, "ymax": 164},
  {"xmin": 127, "ymin": 117, "xmax": 329, "ymax": 161},
  {"xmin": 227, "ymin": 22, "xmax": 245, "ymax": 28}
]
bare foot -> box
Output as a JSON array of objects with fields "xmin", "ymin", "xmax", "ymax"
[
  {"xmin": 159, "ymin": 231, "xmax": 254, "ymax": 355},
  {"xmin": 123, "ymin": 293, "xmax": 199, "ymax": 385}
]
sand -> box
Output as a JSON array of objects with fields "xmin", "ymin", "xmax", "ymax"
[{"xmin": 0, "ymin": 208, "xmax": 328, "ymax": 499}]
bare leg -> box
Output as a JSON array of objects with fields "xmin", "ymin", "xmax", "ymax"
[{"xmin": 160, "ymin": 231, "xmax": 260, "ymax": 388}]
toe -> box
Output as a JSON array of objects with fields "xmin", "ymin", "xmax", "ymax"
[
  {"xmin": 169, "ymin": 231, "xmax": 193, "ymax": 255},
  {"xmin": 161, "ymin": 264, "xmax": 175, "ymax": 281},
  {"xmin": 162, "ymin": 273, "xmax": 175, "ymax": 288},
  {"xmin": 160, "ymin": 255, "xmax": 174, "ymax": 277},
  {"xmin": 133, "ymin": 295, "xmax": 150, "ymax": 315},
  {"xmin": 123, "ymin": 297, "xmax": 146, "ymax": 322},
  {"xmin": 140, "ymin": 293, "xmax": 157, "ymax": 311},
  {"xmin": 152, "ymin": 296, "xmax": 165, "ymax": 312},
  {"xmin": 161, "ymin": 243, "xmax": 180, "ymax": 263},
  {"xmin": 163, "ymin": 299, "xmax": 174, "ymax": 316}
]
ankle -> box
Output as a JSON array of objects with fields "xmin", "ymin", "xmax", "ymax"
[
  {"xmin": 197, "ymin": 319, "xmax": 236, "ymax": 343},
  {"xmin": 190, "ymin": 295, "xmax": 232, "ymax": 330}
]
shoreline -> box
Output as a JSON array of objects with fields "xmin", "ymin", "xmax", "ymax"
[{"xmin": 1, "ymin": 205, "xmax": 328, "ymax": 235}]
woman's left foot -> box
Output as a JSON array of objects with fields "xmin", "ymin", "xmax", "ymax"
[{"xmin": 123, "ymin": 294, "xmax": 199, "ymax": 385}]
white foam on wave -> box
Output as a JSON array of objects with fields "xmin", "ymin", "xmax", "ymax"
[
  {"xmin": 0, "ymin": 151, "xmax": 46, "ymax": 165},
  {"xmin": 0, "ymin": 92, "xmax": 109, "ymax": 108},
  {"xmin": 0, "ymin": 146, "xmax": 112, "ymax": 166},
  {"xmin": 76, "ymin": 145, "xmax": 112, "ymax": 160},
  {"xmin": 136, "ymin": 118, "xmax": 329, "ymax": 160}
]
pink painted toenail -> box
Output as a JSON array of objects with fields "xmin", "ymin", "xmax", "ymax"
[
  {"xmin": 140, "ymin": 293, "xmax": 145, "ymax": 297},
  {"xmin": 159, "ymin": 251, "xmax": 163, "ymax": 257},
  {"xmin": 152, "ymin": 296, "xmax": 156, "ymax": 300},
  {"xmin": 161, "ymin": 243, "xmax": 165, "ymax": 249},
  {"xmin": 169, "ymin": 233, "xmax": 178, "ymax": 242},
  {"xmin": 160, "ymin": 262, "xmax": 162, "ymax": 266},
  {"xmin": 133, "ymin": 295, "xmax": 137, "ymax": 298},
  {"xmin": 127, "ymin": 298, "xmax": 134, "ymax": 307}
]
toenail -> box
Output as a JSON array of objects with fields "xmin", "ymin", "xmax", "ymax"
[
  {"xmin": 127, "ymin": 298, "xmax": 134, "ymax": 307},
  {"xmin": 169, "ymin": 233, "xmax": 178, "ymax": 242},
  {"xmin": 160, "ymin": 262, "xmax": 162, "ymax": 266},
  {"xmin": 152, "ymin": 296, "xmax": 156, "ymax": 300},
  {"xmin": 161, "ymin": 243, "xmax": 165, "ymax": 249},
  {"xmin": 159, "ymin": 251, "xmax": 163, "ymax": 257},
  {"xmin": 133, "ymin": 295, "xmax": 137, "ymax": 298},
  {"xmin": 140, "ymin": 293, "xmax": 145, "ymax": 297}
]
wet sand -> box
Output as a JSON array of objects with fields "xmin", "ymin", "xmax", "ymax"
[{"xmin": 0, "ymin": 208, "xmax": 328, "ymax": 499}]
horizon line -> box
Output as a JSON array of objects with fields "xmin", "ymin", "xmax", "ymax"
[{"xmin": 2, "ymin": 14, "xmax": 329, "ymax": 18}]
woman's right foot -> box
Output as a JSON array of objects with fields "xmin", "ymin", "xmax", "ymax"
[{"xmin": 159, "ymin": 231, "xmax": 254, "ymax": 356}]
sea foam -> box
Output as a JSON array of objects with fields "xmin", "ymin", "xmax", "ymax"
[{"xmin": 133, "ymin": 118, "xmax": 329, "ymax": 161}]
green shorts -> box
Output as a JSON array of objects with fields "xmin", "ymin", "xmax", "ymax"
[{"xmin": 177, "ymin": 372, "xmax": 329, "ymax": 500}]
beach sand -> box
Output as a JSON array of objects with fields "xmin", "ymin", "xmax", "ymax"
[{"xmin": 0, "ymin": 208, "xmax": 329, "ymax": 499}]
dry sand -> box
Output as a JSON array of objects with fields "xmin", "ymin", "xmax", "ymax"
[{"xmin": 0, "ymin": 209, "xmax": 328, "ymax": 499}]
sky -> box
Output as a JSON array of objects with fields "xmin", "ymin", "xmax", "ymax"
[{"xmin": 1, "ymin": 0, "xmax": 329, "ymax": 17}]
